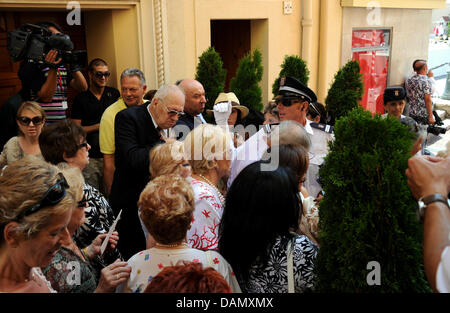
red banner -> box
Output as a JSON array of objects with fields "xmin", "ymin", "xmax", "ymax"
[{"xmin": 352, "ymin": 30, "xmax": 389, "ymax": 115}]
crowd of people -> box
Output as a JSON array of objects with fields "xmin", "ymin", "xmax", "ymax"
[{"xmin": 0, "ymin": 21, "xmax": 449, "ymax": 294}]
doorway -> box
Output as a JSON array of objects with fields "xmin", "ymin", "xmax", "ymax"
[{"xmin": 211, "ymin": 20, "xmax": 251, "ymax": 92}]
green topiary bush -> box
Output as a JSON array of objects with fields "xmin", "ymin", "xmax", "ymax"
[
  {"xmin": 315, "ymin": 107, "xmax": 431, "ymax": 293},
  {"xmin": 195, "ymin": 46, "xmax": 227, "ymax": 116},
  {"xmin": 272, "ymin": 55, "xmax": 309, "ymax": 98},
  {"xmin": 325, "ymin": 60, "xmax": 363, "ymax": 126},
  {"xmin": 230, "ymin": 49, "xmax": 264, "ymax": 112}
]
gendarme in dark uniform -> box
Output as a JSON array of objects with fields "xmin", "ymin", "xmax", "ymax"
[{"xmin": 277, "ymin": 76, "xmax": 334, "ymax": 198}]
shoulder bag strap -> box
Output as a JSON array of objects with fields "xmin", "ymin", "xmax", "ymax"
[{"xmin": 287, "ymin": 239, "xmax": 295, "ymax": 293}]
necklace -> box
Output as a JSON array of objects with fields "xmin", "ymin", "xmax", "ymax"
[
  {"xmin": 196, "ymin": 174, "xmax": 226, "ymax": 206},
  {"xmin": 155, "ymin": 242, "xmax": 189, "ymax": 249}
]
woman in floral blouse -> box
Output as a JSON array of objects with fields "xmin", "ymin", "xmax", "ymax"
[
  {"xmin": 39, "ymin": 120, "xmax": 122, "ymax": 277},
  {"xmin": 219, "ymin": 160, "xmax": 319, "ymax": 293}
]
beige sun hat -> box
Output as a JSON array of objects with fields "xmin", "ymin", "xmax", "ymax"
[{"xmin": 207, "ymin": 92, "xmax": 249, "ymax": 119}]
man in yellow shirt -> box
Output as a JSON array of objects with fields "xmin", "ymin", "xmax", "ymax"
[{"xmin": 99, "ymin": 68, "xmax": 147, "ymax": 196}]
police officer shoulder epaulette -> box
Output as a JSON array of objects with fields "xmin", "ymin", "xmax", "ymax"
[{"xmin": 310, "ymin": 122, "xmax": 333, "ymax": 134}]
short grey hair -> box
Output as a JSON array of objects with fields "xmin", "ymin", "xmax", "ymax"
[
  {"xmin": 120, "ymin": 68, "xmax": 146, "ymax": 86},
  {"xmin": 151, "ymin": 84, "xmax": 185, "ymax": 105},
  {"xmin": 273, "ymin": 120, "xmax": 311, "ymax": 151}
]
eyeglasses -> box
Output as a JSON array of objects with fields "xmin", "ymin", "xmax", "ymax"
[
  {"xmin": 161, "ymin": 101, "xmax": 184, "ymax": 117},
  {"xmin": 16, "ymin": 173, "xmax": 69, "ymax": 221},
  {"xmin": 78, "ymin": 142, "xmax": 89, "ymax": 150},
  {"xmin": 275, "ymin": 97, "xmax": 302, "ymax": 107},
  {"xmin": 94, "ymin": 71, "xmax": 111, "ymax": 78},
  {"xmin": 17, "ymin": 116, "xmax": 44, "ymax": 126}
]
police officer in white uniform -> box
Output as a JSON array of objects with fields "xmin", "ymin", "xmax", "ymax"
[{"xmin": 276, "ymin": 76, "xmax": 333, "ymax": 198}]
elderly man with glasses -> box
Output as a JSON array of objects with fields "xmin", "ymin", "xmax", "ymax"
[
  {"xmin": 276, "ymin": 76, "xmax": 334, "ymax": 199},
  {"xmin": 110, "ymin": 84, "xmax": 185, "ymax": 260}
]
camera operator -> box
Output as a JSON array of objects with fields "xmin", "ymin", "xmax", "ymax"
[
  {"xmin": 406, "ymin": 155, "xmax": 450, "ymax": 292},
  {"xmin": 18, "ymin": 21, "xmax": 87, "ymax": 124}
]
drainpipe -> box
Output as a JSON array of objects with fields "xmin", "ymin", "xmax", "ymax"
[
  {"xmin": 154, "ymin": 0, "xmax": 166, "ymax": 86},
  {"xmin": 301, "ymin": 0, "xmax": 314, "ymax": 65}
]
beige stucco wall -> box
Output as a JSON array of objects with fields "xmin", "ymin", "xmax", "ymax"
[
  {"xmin": 341, "ymin": 7, "xmax": 432, "ymax": 86},
  {"xmin": 85, "ymin": 8, "xmax": 142, "ymax": 89},
  {"xmin": 317, "ymin": 0, "xmax": 343, "ymax": 103}
]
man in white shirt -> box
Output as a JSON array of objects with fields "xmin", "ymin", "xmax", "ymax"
[{"xmin": 276, "ymin": 76, "xmax": 333, "ymax": 198}]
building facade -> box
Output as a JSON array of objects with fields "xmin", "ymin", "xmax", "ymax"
[{"xmin": 0, "ymin": 0, "xmax": 446, "ymax": 111}]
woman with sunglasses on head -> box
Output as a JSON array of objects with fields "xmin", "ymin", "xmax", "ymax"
[
  {"xmin": 39, "ymin": 120, "xmax": 123, "ymax": 280},
  {"xmin": 0, "ymin": 157, "xmax": 73, "ymax": 292},
  {"xmin": 0, "ymin": 101, "xmax": 46, "ymax": 170},
  {"xmin": 42, "ymin": 165, "xmax": 131, "ymax": 293}
]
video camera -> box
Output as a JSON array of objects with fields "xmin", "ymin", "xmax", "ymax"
[
  {"xmin": 414, "ymin": 116, "xmax": 447, "ymax": 136},
  {"xmin": 6, "ymin": 23, "xmax": 87, "ymax": 71},
  {"xmin": 427, "ymin": 124, "xmax": 447, "ymax": 136}
]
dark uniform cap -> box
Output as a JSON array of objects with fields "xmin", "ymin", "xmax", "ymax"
[
  {"xmin": 278, "ymin": 76, "xmax": 317, "ymax": 103},
  {"xmin": 383, "ymin": 86, "xmax": 406, "ymax": 104}
]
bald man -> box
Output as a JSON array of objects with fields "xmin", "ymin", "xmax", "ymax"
[{"xmin": 175, "ymin": 79, "xmax": 207, "ymax": 131}]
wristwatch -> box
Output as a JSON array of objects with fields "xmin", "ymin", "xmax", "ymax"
[{"xmin": 418, "ymin": 193, "xmax": 450, "ymax": 218}]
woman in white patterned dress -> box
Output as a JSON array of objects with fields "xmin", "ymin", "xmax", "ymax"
[{"xmin": 183, "ymin": 124, "xmax": 233, "ymax": 251}]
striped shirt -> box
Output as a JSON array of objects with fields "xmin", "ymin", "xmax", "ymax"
[{"xmin": 38, "ymin": 66, "xmax": 72, "ymax": 124}]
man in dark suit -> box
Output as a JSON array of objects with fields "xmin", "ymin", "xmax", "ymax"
[
  {"xmin": 110, "ymin": 84, "xmax": 185, "ymax": 260},
  {"xmin": 174, "ymin": 79, "xmax": 207, "ymax": 137}
]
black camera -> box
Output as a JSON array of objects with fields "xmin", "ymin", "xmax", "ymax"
[{"xmin": 7, "ymin": 23, "xmax": 87, "ymax": 70}]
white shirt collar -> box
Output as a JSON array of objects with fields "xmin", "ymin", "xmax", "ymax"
[
  {"xmin": 305, "ymin": 118, "xmax": 314, "ymax": 135},
  {"xmin": 147, "ymin": 104, "xmax": 159, "ymax": 130}
]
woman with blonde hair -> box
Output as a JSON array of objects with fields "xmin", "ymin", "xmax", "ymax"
[
  {"xmin": 117, "ymin": 174, "xmax": 240, "ymax": 293},
  {"xmin": 0, "ymin": 101, "xmax": 46, "ymax": 169},
  {"xmin": 183, "ymin": 124, "xmax": 233, "ymax": 250},
  {"xmin": 149, "ymin": 141, "xmax": 191, "ymax": 179},
  {"xmin": 139, "ymin": 141, "xmax": 191, "ymax": 248},
  {"xmin": 0, "ymin": 156, "xmax": 73, "ymax": 292}
]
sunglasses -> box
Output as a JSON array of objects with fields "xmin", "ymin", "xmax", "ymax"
[
  {"xmin": 94, "ymin": 71, "xmax": 111, "ymax": 78},
  {"xmin": 275, "ymin": 97, "xmax": 302, "ymax": 107},
  {"xmin": 17, "ymin": 116, "xmax": 44, "ymax": 126},
  {"xmin": 16, "ymin": 173, "xmax": 69, "ymax": 221},
  {"xmin": 78, "ymin": 142, "xmax": 89, "ymax": 150},
  {"xmin": 161, "ymin": 101, "xmax": 184, "ymax": 117}
]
